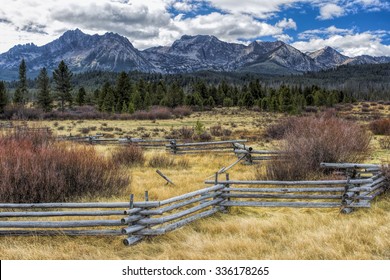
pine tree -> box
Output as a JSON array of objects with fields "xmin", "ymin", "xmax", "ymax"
[
  {"xmin": 13, "ymin": 59, "xmax": 28, "ymax": 104},
  {"xmin": 0, "ymin": 81, "xmax": 8, "ymax": 113},
  {"xmin": 205, "ymin": 96, "xmax": 215, "ymax": 107},
  {"xmin": 128, "ymin": 102, "xmax": 135, "ymax": 114},
  {"xmin": 76, "ymin": 87, "xmax": 87, "ymax": 106},
  {"xmin": 36, "ymin": 67, "xmax": 52, "ymax": 112},
  {"xmin": 102, "ymin": 84, "xmax": 115, "ymax": 113},
  {"xmin": 132, "ymin": 90, "xmax": 142, "ymax": 111},
  {"xmin": 136, "ymin": 78, "xmax": 147, "ymax": 110},
  {"xmin": 115, "ymin": 72, "xmax": 132, "ymax": 112},
  {"xmin": 53, "ymin": 60, "xmax": 73, "ymax": 111},
  {"xmin": 223, "ymin": 97, "xmax": 233, "ymax": 107},
  {"xmin": 98, "ymin": 83, "xmax": 109, "ymax": 111}
]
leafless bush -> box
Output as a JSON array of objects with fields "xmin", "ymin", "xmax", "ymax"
[
  {"xmin": 131, "ymin": 106, "xmax": 172, "ymax": 120},
  {"xmin": 266, "ymin": 116, "xmax": 371, "ymax": 180},
  {"xmin": 369, "ymin": 118, "xmax": 390, "ymax": 135},
  {"xmin": 112, "ymin": 144, "xmax": 145, "ymax": 166},
  {"xmin": 381, "ymin": 164, "xmax": 390, "ymax": 183},
  {"xmin": 172, "ymin": 106, "xmax": 192, "ymax": 117},
  {"xmin": 264, "ymin": 117, "xmax": 297, "ymax": 139},
  {"xmin": 195, "ymin": 132, "xmax": 212, "ymax": 141},
  {"xmin": 0, "ymin": 132, "xmax": 130, "ymax": 203}
]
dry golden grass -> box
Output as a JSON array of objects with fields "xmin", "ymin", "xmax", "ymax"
[
  {"xmin": 1, "ymin": 108, "xmax": 389, "ymax": 260},
  {"xmin": 1, "ymin": 149, "xmax": 389, "ymax": 260}
]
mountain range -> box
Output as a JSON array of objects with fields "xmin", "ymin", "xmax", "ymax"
[{"xmin": 1, "ymin": 29, "xmax": 390, "ymax": 80}]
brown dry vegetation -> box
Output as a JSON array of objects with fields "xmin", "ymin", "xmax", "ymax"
[{"xmin": 0, "ymin": 106, "xmax": 389, "ymax": 260}]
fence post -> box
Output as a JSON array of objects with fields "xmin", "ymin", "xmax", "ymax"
[
  {"xmin": 221, "ymin": 173, "xmax": 230, "ymax": 213},
  {"xmin": 244, "ymin": 149, "xmax": 253, "ymax": 165},
  {"xmin": 144, "ymin": 191, "xmax": 151, "ymax": 229},
  {"xmin": 341, "ymin": 177, "xmax": 355, "ymax": 214},
  {"xmin": 129, "ymin": 194, "xmax": 134, "ymax": 210},
  {"xmin": 170, "ymin": 140, "xmax": 177, "ymax": 154}
]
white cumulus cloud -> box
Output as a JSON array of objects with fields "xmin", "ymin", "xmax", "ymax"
[
  {"xmin": 292, "ymin": 31, "xmax": 390, "ymax": 56},
  {"xmin": 317, "ymin": 3, "xmax": 345, "ymax": 20}
]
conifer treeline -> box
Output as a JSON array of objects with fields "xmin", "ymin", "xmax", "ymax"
[
  {"xmin": 94, "ymin": 72, "xmax": 353, "ymax": 114},
  {"xmin": 1, "ymin": 60, "xmax": 356, "ymax": 115}
]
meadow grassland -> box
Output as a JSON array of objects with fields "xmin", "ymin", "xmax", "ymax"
[{"xmin": 0, "ymin": 104, "xmax": 389, "ymax": 260}]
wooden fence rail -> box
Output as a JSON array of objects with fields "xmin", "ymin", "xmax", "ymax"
[
  {"xmin": 59, "ymin": 135, "xmax": 176, "ymax": 149},
  {"xmin": 232, "ymin": 143, "xmax": 281, "ymax": 164},
  {"xmin": 166, "ymin": 139, "xmax": 247, "ymax": 154},
  {"xmin": 0, "ymin": 163, "xmax": 388, "ymax": 244}
]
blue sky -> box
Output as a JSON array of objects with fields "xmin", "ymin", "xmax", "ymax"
[{"xmin": 0, "ymin": 0, "xmax": 389, "ymax": 56}]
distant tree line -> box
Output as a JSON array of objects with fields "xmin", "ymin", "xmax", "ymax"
[{"xmin": 2, "ymin": 59, "xmax": 378, "ymax": 116}]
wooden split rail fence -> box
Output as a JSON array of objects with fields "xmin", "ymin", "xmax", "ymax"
[
  {"xmin": 0, "ymin": 163, "xmax": 387, "ymax": 245},
  {"xmin": 232, "ymin": 143, "xmax": 281, "ymax": 165},
  {"xmin": 166, "ymin": 139, "xmax": 247, "ymax": 154},
  {"xmin": 60, "ymin": 135, "xmax": 175, "ymax": 149}
]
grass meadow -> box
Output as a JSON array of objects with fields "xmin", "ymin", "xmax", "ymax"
[{"xmin": 0, "ymin": 103, "xmax": 389, "ymax": 260}]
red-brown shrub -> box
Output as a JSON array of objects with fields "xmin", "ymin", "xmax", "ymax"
[
  {"xmin": 0, "ymin": 132, "xmax": 130, "ymax": 203},
  {"xmin": 172, "ymin": 106, "xmax": 192, "ymax": 117},
  {"xmin": 131, "ymin": 106, "xmax": 172, "ymax": 120},
  {"xmin": 267, "ymin": 116, "xmax": 371, "ymax": 180},
  {"xmin": 112, "ymin": 144, "xmax": 145, "ymax": 166},
  {"xmin": 369, "ymin": 118, "xmax": 390, "ymax": 135},
  {"xmin": 264, "ymin": 117, "xmax": 297, "ymax": 139}
]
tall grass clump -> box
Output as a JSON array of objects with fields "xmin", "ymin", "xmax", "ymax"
[
  {"xmin": 112, "ymin": 144, "xmax": 145, "ymax": 166},
  {"xmin": 0, "ymin": 130, "xmax": 130, "ymax": 203},
  {"xmin": 148, "ymin": 153, "xmax": 176, "ymax": 168},
  {"xmin": 267, "ymin": 116, "xmax": 371, "ymax": 180}
]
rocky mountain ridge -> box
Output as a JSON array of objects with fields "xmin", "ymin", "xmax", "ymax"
[{"xmin": 1, "ymin": 29, "xmax": 389, "ymax": 80}]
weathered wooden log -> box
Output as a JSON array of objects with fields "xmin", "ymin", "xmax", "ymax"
[
  {"xmin": 159, "ymin": 184, "xmax": 224, "ymax": 206},
  {"xmin": 359, "ymin": 176, "xmax": 386, "ymax": 188},
  {"xmin": 233, "ymin": 143, "xmax": 247, "ymax": 150},
  {"xmin": 136, "ymin": 208, "xmax": 220, "ymax": 236},
  {"xmin": 205, "ymin": 178, "xmax": 373, "ymax": 185},
  {"xmin": 156, "ymin": 169, "xmax": 175, "ymax": 185},
  {"xmin": 174, "ymin": 150, "xmax": 233, "ymax": 154},
  {"xmin": 222, "ymin": 187, "xmax": 345, "ymax": 193},
  {"xmin": 320, "ymin": 163, "xmax": 380, "ymax": 169},
  {"xmin": 371, "ymin": 188, "xmax": 388, "ymax": 199},
  {"xmin": 0, "ymin": 201, "xmax": 159, "ymax": 209},
  {"xmin": 121, "ymin": 225, "xmax": 146, "ymax": 235},
  {"xmin": 174, "ymin": 146, "xmax": 233, "ymax": 151},
  {"xmin": 170, "ymin": 140, "xmax": 247, "ymax": 147},
  {"xmin": 341, "ymin": 208, "xmax": 354, "ymax": 214},
  {"xmin": 0, "ymin": 229, "xmax": 122, "ymax": 236},
  {"xmin": 251, "ymin": 156, "xmax": 281, "ymax": 161},
  {"xmin": 217, "ymin": 155, "xmax": 246, "ymax": 174},
  {"xmin": 0, "ymin": 210, "xmax": 126, "ymax": 218},
  {"xmin": 220, "ymin": 201, "xmax": 370, "ymax": 208},
  {"xmin": 222, "ymin": 193, "xmax": 342, "ymax": 199},
  {"xmin": 0, "ymin": 220, "xmax": 123, "ymax": 228},
  {"xmin": 137, "ymin": 198, "xmax": 223, "ymax": 225},
  {"xmin": 360, "ymin": 182, "xmax": 387, "ymax": 196},
  {"xmin": 140, "ymin": 192, "xmax": 221, "ymax": 216},
  {"xmin": 123, "ymin": 208, "xmax": 142, "ymax": 215},
  {"xmin": 123, "ymin": 235, "xmax": 144, "ymax": 246},
  {"xmin": 120, "ymin": 215, "xmax": 143, "ymax": 225},
  {"xmin": 234, "ymin": 150, "xmax": 280, "ymax": 155}
]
